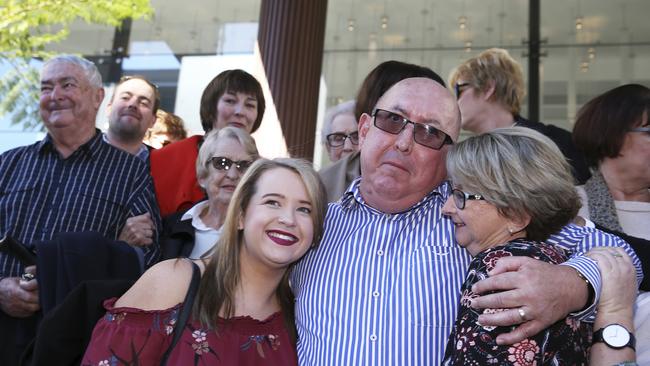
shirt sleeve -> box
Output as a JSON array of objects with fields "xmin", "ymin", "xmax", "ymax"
[
  {"xmin": 125, "ymin": 164, "xmax": 163, "ymax": 266},
  {"xmin": 549, "ymin": 225, "xmax": 643, "ymax": 321},
  {"xmin": 82, "ymin": 299, "xmax": 176, "ymax": 365}
]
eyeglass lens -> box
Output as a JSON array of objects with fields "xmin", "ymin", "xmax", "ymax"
[
  {"xmin": 372, "ymin": 109, "xmax": 452, "ymax": 150},
  {"xmin": 210, "ymin": 157, "xmax": 251, "ymax": 173},
  {"xmin": 327, "ymin": 132, "xmax": 359, "ymax": 147}
]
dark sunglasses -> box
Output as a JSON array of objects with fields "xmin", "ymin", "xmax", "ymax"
[
  {"xmin": 371, "ymin": 108, "xmax": 453, "ymax": 150},
  {"xmin": 326, "ymin": 132, "xmax": 359, "ymax": 147},
  {"xmin": 207, "ymin": 157, "xmax": 252, "ymax": 173},
  {"xmin": 451, "ymin": 188, "xmax": 485, "ymax": 210}
]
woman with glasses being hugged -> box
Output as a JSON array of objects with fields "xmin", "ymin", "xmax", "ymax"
[
  {"xmin": 159, "ymin": 127, "xmax": 259, "ymax": 260},
  {"xmin": 441, "ymin": 127, "xmax": 634, "ymax": 365},
  {"xmin": 83, "ymin": 158, "xmax": 327, "ymax": 365}
]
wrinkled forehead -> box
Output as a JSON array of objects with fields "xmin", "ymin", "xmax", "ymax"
[
  {"xmin": 41, "ymin": 61, "xmax": 86, "ymax": 84},
  {"xmin": 376, "ymin": 78, "xmax": 461, "ymax": 140}
]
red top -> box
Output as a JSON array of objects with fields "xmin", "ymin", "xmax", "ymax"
[
  {"xmin": 82, "ymin": 298, "xmax": 297, "ymax": 366},
  {"xmin": 150, "ymin": 135, "xmax": 205, "ymax": 216}
]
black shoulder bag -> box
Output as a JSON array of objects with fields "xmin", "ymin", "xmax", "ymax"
[{"xmin": 160, "ymin": 261, "xmax": 201, "ymax": 365}]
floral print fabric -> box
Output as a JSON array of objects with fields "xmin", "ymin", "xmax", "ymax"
[
  {"xmin": 82, "ymin": 298, "xmax": 297, "ymax": 366},
  {"xmin": 442, "ymin": 239, "xmax": 592, "ymax": 366}
]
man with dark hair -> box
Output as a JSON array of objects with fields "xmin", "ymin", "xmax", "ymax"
[
  {"xmin": 0, "ymin": 55, "xmax": 161, "ymax": 364},
  {"xmin": 105, "ymin": 75, "xmax": 160, "ymax": 161}
]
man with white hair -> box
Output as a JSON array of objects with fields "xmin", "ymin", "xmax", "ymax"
[{"xmin": 0, "ymin": 55, "xmax": 160, "ymax": 363}]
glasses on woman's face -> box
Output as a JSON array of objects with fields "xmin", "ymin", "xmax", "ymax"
[
  {"xmin": 326, "ymin": 132, "xmax": 359, "ymax": 147},
  {"xmin": 454, "ymin": 82, "xmax": 470, "ymax": 99},
  {"xmin": 451, "ymin": 188, "xmax": 485, "ymax": 209},
  {"xmin": 371, "ymin": 108, "xmax": 453, "ymax": 150},
  {"xmin": 629, "ymin": 126, "xmax": 650, "ymax": 136},
  {"xmin": 208, "ymin": 157, "xmax": 252, "ymax": 173}
]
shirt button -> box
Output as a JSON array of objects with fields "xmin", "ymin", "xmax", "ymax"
[
  {"xmin": 377, "ymin": 249, "xmax": 384, "ymax": 256},
  {"xmin": 370, "ymin": 334, "xmax": 377, "ymax": 342},
  {"xmin": 372, "ymin": 291, "xmax": 380, "ymax": 298}
]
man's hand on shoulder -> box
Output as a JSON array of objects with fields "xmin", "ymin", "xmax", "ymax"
[
  {"xmin": 0, "ymin": 265, "xmax": 40, "ymax": 317},
  {"xmin": 469, "ymin": 256, "xmax": 588, "ymax": 345},
  {"xmin": 119, "ymin": 213, "xmax": 154, "ymax": 247}
]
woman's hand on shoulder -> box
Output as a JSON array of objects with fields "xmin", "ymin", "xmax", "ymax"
[{"xmin": 115, "ymin": 259, "xmax": 199, "ymax": 310}]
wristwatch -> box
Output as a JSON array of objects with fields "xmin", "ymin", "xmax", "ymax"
[{"xmin": 592, "ymin": 324, "xmax": 636, "ymax": 350}]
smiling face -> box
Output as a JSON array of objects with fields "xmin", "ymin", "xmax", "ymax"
[
  {"xmin": 238, "ymin": 167, "xmax": 315, "ymax": 270},
  {"xmin": 39, "ymin": 61, "xmax": 103, "ymax": 136},
  {"xmin": 358, "ymin": 77, "xmax": 460, "ymax": 213},
  {"xmin": 441, "ymin": 188, "xmax": 524, "ymax": 256},
  {"xmin": 107, "ymin": 78, "xmax": 157, "ymax": 143},
  {"xmin": 213, "ymin": 91, "xmax": 259, "ymax": 132},
  {"xmin": 199, "ymin": 137, "xmax": 255, "ymax": 208},
  {"xmin": 614, "ymin": 112, "xmax": 650, "ymax": 187}
]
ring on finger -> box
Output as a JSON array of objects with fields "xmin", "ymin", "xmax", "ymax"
[
  {"xmin": 517, "ymin": 308, "xmax": 526, "ymax": 321},
  {"xmin": 611, "ymin": 252, "xmax": 623, "ymax": 258}
]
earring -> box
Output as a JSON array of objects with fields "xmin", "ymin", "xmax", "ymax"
[{"xmin": 507, "ymin": 227, "xmax": 515, "ymax": 235}]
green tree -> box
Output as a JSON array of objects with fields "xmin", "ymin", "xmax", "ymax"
[{"xmin": 0, "ymin": 0, "xmax": 153, "ymax": 131}]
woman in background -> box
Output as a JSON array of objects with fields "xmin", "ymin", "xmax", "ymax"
[
  {"xmin": 150, "ymin": 69, "xmax": 266, "ymax": 216},
  {"xmin": 160, "ymin": 126, "xmax": 259, "ymax": 260}
]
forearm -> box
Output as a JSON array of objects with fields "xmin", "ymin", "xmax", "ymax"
[{"xmin": 590, "ymin": 309, "xmax": 636, "ymax": 366}]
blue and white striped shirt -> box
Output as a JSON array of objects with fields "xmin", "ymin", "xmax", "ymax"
[
  {"xmin": 0, "ymin": 131, "xmax": 161, "ymax": 277},
  {"xmin": 291, "ymin": 179, "xmax": 642, "ymax": 365}
]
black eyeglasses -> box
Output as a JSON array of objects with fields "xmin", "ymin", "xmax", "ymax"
[
  {"xmin": 629, "ymin": 126, "xmax": 650, "ymax": 135},
  {"xmin": 451, "ymin": 188, "xmax": 485, "ymax": 210},
  {"xmin": 207, "ymin": 157, "xmax": 252, "ymax": 173},
  {"xmin": 326, "ymin": 132, "xmax": 359, "ymax": 147},
  {"xmin": 454, "ymin": 82, "xmax": 470, "ymax": 99},
  {"xmin": 372, "ymin": 108, "xmax": 453, "ymax": 150}
]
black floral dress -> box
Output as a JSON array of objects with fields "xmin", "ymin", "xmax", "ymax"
[{"xmin": 442, "ymin": 239, "xmax": 592, "ymax": 366}]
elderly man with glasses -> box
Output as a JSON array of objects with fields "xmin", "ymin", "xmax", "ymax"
[{"xmin": 290, "ymin": 70, "xmax": 641, "ymax": 365}]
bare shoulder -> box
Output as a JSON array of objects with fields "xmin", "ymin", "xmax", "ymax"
[{"xmin": 115, "ymin": 259, "xmax": 206, "ymax": 310}]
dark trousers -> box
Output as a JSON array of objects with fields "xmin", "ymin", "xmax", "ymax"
[{"xmin": 0, "ymin": 311, "xmax": 39, "ymax": 366}]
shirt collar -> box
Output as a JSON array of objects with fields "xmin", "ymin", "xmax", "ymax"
[
  {"xmin": 101, "ymin": 133, "xmax": 149, "ymax": 162},
  {"xmin": 340, "ymin": 177, "xmax": 451, "ymax": 215},
  {"xmin": 181, "ymin": 200, "xmax": 219, "ymax": 232},
  {"xmin": 38, "ymin": 129, "xmax": 103, "ymax": 158}
]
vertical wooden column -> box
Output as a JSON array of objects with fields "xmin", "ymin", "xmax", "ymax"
[{"xmin": 258, "ymin": 0, "xmax": 328, "ymax": 161}]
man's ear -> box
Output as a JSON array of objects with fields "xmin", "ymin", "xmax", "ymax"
[
  {"xmin": 95, "ymin": 87, "xmax": 105, "ymax": 110},
  {"xmin": 357, "ymin": 113, "xmax": 372, "ymax": 148}
]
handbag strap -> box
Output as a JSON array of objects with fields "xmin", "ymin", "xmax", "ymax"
[{"xmin": 160, "ymin": 260, "xmax": 201, "ymax": 365}]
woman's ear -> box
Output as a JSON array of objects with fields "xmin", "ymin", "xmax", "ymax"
[{"xmin": 508, "ymin": 212, "xmax": 531, "ymax": 234}]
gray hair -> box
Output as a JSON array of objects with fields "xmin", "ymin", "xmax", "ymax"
[
  {"xmin": 321, "ymin": 100, "xmax": 356, "ymax": 144},
  {"xmin": 196, "ymin": 126, "xmax": 260, "ymax": 181},
  {"xmin": 42, "ymin": 55, "xmax": 103, "ymax": 88},
  {"xmin": 446, "ymin": 126, "xmax": 581, "ymax": 241}
]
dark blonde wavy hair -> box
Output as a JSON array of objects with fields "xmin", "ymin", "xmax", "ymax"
[{"xmin": 193, "ymin": 158, "xmax": 327, "ymax": 342}]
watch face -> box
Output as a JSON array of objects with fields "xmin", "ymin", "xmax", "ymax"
[{"xmin": 603, "ymin": 324, "xmax": 630, "ymax": 348}]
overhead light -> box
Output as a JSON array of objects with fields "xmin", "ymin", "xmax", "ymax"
[
  {"xmin": 580, "ymin": 61, "xmax": 589, "ymax": 72},
  {"xmin": 347, "ymin": 18, "xmax": 355, "ymax": 32},
  {"xmin": 465, "ymin": 41, "xmax": 472, "ymax": 52},
  {"xmin": 588, "ymin": 47, "xmax": 595, "ymax": 59},
  {"xmin": 381, "ymin": 15, "xmax": 389, "ymax": 29},
  {"xmin": 575, "ymin": 17, "xmax": 583, "ymax": 30},
  {"xmin": 458, "ymin": 16, "xmax": 467, "ymax": 30}
]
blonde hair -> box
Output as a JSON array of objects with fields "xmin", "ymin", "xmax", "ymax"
[
  {"xmin": 449, "ymin": 48, "xmax": 525, "ymax": 115},
  {"xmin": 193, "ymin": 158, "xmax": 327, "ymax": 342},
  {"xmin": 446, "ymin": 127, "xmax": 580, "ymax": 241}
]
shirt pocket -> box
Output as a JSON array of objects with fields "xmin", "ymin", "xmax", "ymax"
[
  {"xmin": 68, "ymin": 191, "xmax": 126, "ymax": 235},
  {"xmin": 406, "ymin": 244, "xmax": 467, "ymax": 328}
]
